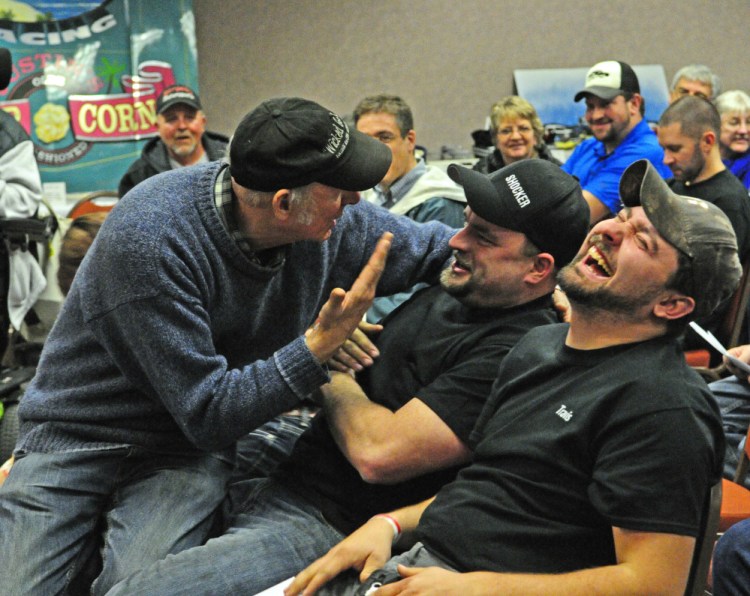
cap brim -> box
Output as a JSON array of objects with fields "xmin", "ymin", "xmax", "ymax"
[
  {"xmin": 158, "ymin": 99, "xmax": 202, "ymax": 114},
  {"xmin": 574, "ymin": 87, "xmax": 624, "ymax": 102},
  {"xmin": 317, "ymin": 129, "xmax": 392, "ymax": 191},
  {"xmin": 447, "ymin": 164, "xmax": 518, "ymax": 232}
]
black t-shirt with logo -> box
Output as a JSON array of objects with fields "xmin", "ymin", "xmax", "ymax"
[{"xmin": 416, "ymin": 323, "xmax": 724, "ymax": 573}]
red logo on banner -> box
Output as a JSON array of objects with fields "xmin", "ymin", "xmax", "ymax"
[{"xmin": 0, "ymin": 99, "xmax": 32, "ymax": 134}]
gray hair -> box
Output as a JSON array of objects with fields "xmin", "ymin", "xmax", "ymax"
[
  {"xmin": 227, "ymin": 135, "xmax": 317, "ymax": 223},
  {"xmin": 715, "ymin": 90, "xmax": 750, "ymax": 116},
  {"xmin": 671, "ymin": 64, "xmax": 721, "ymax": 99}
]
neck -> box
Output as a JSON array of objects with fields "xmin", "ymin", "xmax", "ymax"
[
  {"xmin": 173, "ymin": 143, "xmax": 205, "ymax": 167},
  {"xmin": 565, "ymin": 304, "xmax": 667, "ymax": 350},
  {"xmin": 692, "ymin": 149, "xmax": 726, "ymax": 184},
  {"xmin": 604, "ymin": 114, "xmax": 641, "ymax": 154},
  {"xmin": 233, "ymin": 195, "xmax": 291, "ymax": 251}
]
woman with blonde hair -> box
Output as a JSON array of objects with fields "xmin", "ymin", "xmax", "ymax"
[{"xmin": 473, "ymin": 95, "xmax": 561, "ymax": 174}]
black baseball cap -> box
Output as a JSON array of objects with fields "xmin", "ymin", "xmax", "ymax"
[
  {"xmin": 574, "ymin": 60, "xmax": 640, "ymax": 102},
  {"xmin": 620, "ymin": 159, "xmax": 741, "ymax": 318},
  {"xmin": 156, "ymin": 85, "xmax": 202, "ymax": 114},
  {"xmin": 230, "ymin": 97, "xmax": 392, "ymax": 192},
  {"xmin": 447, "ymin": 160, "xmax": 590, "ymax": 267}
]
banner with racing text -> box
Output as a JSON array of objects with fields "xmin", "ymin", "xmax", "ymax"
[{"xmin": 0, "ymin": 0, "xmax": 198, "ymax": 193}]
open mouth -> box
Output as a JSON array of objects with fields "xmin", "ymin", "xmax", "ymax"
[
  {"xmin": 452, "ymin": 255, "xmax": 472, "ymax": 274},
  {"xmin": 583, "ymin": 245, "xmax": 613, "ymax": 277}
]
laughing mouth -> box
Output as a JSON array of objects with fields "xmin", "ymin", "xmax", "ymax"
[{"xmin": 583, "ymin": 245, "xmax": 613, "ymax": 276}]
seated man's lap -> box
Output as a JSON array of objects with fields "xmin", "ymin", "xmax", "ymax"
[
  {"xmin": 107, "ymin": 477, "xmax": 346, "ymax": 596},
  {"xmin": 0, "ymin": 448, "xmax": 231, "ymax": 595}
]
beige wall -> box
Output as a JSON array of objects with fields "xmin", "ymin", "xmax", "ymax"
[{"xmin": 193, "ymin": 0, "xmax": 750, "ymax": 157}]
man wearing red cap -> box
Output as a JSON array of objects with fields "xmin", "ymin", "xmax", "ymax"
[{"xmin": 117, "ymin": 84, "xmax": 229, "ymax": 197}]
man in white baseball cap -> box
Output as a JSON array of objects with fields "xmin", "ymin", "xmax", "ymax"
[{"xmin": 562, "ymin": 60, "xmax": 672, "ymax": 224}]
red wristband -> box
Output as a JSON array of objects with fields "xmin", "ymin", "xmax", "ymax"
[{"xmin": 373, "ymin": 514, "xmax": 401, "ymax": 542}]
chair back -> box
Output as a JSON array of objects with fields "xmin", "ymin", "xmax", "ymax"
[
  {"xmin": 67, "ymin": 191, "xmax": 118, "ymax": 219},
  {"xmin": 688, "ymin": 256, "xmax": 750, "ymax": 379},
  {"xmin": 732, "ymin": 423, "xmax": 750, "ymax": 485},
  {"xmin": 684, "ymin": 480, "xmax": 722, "ymax": 596}
]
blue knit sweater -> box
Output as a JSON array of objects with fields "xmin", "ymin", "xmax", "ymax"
[{"xmin": 18, "ymin": 162, "xmax": 454, "ymax": 460}]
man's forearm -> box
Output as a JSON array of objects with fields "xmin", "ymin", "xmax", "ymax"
[{"xmin": 322, "ymin": 372, "xmax": 392, "ymax": 466}]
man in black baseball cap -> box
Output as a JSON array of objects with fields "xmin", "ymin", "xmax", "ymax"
[
  {"xmin": 562, "ymin": 60, "xmax": 672, "ymax": 225},
  {"xmin": 100, "ymin": 158, "xmax": 592, "ymax": 596},
  {"xmin": 118, "ymin": 84, "xmax": 229, "ymax": 196},
  {"xmin": 284, "ymin": 160, "xmax": 733, "ymax": 596},
  {"xmin": 0, "ymin": 96, "xmax": 458, "ymax": 595}
]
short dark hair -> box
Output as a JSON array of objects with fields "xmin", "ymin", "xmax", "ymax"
[
  {"xmin": 353, "ymin": 94, "xmax": 414, "ymax": 138},
  {"xmin": 659, "ymin": 95, "xmax": 721, "ymax": 139},
  {"xmin": 664, "ymin": 250, "xmax": 695, "ymax": 336}
]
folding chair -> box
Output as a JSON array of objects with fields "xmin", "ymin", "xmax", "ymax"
[
  {"xmin": 686, "ymin": 257, "xmax": 750, "ymax": 382},
  {"xmin": 719, "ymin": 423, "xmax": 750, "ymax": 533},
  {"xmin": 67, "ymin": 191, "xmax": 118, "ymax": 220},
  {"xmin": 684, "ymin": 480, "xmax": 722, "ymax": 596}
]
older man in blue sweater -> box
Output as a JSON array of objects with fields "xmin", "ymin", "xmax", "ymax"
[{"xmin": 0, "ymin": 98, "xmax": 455, "ymax": 595}]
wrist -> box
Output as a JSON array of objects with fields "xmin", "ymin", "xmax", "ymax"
[{"xmin": 373, "ymin": 513, "xmax": 401, "ymax": 544}]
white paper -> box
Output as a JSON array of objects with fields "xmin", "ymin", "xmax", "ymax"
[
  {"xmin": 689, "ymin": 321, "xmax": 750, "ymax": 375},
  {"xmin": 252, "ymin": 577, "xmax": 293, "ymax": 596}
]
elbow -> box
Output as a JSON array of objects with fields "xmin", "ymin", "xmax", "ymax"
[{"xmin": 350, "ymin": 447, "xmax": 402, "ymax": 484}]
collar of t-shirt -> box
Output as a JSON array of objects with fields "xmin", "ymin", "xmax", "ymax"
[
  {"xmin": 372, "ymin": 158, "xmax": 426, "ymax": 209},
  {"xmin": 168, "ymin": 149, "xmax": 209, "ymax": 170}
]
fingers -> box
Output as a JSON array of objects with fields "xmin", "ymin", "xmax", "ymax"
[{"xmin": 345, "ymin": 233, "xmax": 393, "ymax": 305}]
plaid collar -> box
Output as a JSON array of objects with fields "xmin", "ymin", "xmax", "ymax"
[{"xmin": 214, "ymin": 166, "xmax": 285, "ymax": 267}]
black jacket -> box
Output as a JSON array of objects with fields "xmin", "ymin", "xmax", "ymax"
[{"xmin": 118, "ymin": 130, "xmax": 229, "ymax": 197}]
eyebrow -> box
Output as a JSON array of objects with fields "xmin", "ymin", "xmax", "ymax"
[{"xmin": 619, "ymin": 208, "xmax": 662, "ymax": 252}]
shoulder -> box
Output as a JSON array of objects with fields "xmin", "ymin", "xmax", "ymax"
[
  {"xmin": 203, "ymin": 131, "xmax": 229, "ymax": 158},
  {"xmin": 0, "ymin": 110, "xmax": 31, "ymax": 154}
]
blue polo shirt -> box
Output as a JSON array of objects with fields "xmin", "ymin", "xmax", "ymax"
[{"xmin": 562, "ymin": 119, "xmax": 671, "ymax": 214}]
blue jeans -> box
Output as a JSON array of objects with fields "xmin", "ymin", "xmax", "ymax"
[
  {"xmin": 710, "ymin": 376, "xmax": 750, "ymax": 488},
  {"xmin": 106, "ymin": 477, "xmax": 346, "ymax": 595},
  {"xmin": 229, "ymin": 408, "xmax": 315, "ymax": 508},
  {"xmin": 317, "ymin": 542, "xmax": 458, "ymax": 595},
  {"xmin": 713, "ymin": 517, "xmax": 750, "ymax": 595},
  {"xmin": 0, "ymin": 446, "xmax": 230, "ymax": 596}
]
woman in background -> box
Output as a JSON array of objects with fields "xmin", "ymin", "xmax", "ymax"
[
  {"xmin": 473, "ymin": 95, "xmax": 561, "ymax": 174},
  {"xmin": 716, "ymin": 90, "xmax": 750, "ymax": 189}
]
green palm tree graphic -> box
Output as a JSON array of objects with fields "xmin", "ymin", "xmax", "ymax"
[{"xmin": 96, "ymin": 57, "xmax": 126, "ymax": 94}]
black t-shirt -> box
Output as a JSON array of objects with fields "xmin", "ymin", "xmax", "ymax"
[
  {"xmin": 670, "ymin": 170, "xmax": 750, "ymax": 349},
  {"xmin": 275, "ymin": 286, "xmax": 558, "ymax": 534},
  {"xmin": 669, "ymin": 170, "xmax": 750, "ymax": 260},
  {"xmin": 416, "ymin": 324, "xmax": 724, "ymax": 574}
]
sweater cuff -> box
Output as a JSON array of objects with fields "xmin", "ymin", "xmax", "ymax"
[{"xmin": 274, "ymin": 336, "xmax": 330, "ymax": 400}]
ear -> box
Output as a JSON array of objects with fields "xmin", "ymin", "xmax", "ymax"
[
  {"xmin": 271, "ymin": 189, "xmax": 293, "ymax": 221},
  {"xmin": 524, "ymin": 253, "xmax": 555, "ymax": 285},
  {"xmin": 700, "ymin": 129, "xmax": 716, "ymax": 153},
  {"xmin": 628, "ymin": 93, "xmax": 643, "ymax": 116},
  {"xmin": 653, "ymin": 292, "xmax": 695, "ymax": 321},
  {"xmin": 405, "ymin": 129, "xmax": 417, "ymax": 151}
]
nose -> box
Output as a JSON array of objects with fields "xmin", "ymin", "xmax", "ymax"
[
  {"xmin": 448, "ymin": 226, "xmax": 469, "ymax": 251},
  {"xmin": 590, "ymin": 218, "xmax": 625, "ymax": 246},
  {"xmin": 662, "ymin": 150, "xmax": 674, "ymax": 166},
  {"xmin": 738, "ymin": 120, "xmax": 749, "ymax": 135},
  {"xmin": 587, "ymin": 105, "xmax": 606, "ymax": 121},
  {"xmin": 509, "ymin": 127, "xmax": 522, "ymax": 139}
]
